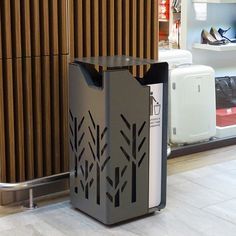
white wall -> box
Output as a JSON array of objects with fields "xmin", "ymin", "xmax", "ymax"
[{"xmin": 181, "ymin": 2, "xmax": 236, "ymax": 77}]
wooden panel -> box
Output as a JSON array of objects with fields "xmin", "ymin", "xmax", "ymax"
[
  {"xmin": 145, "ymin": 0, "xmax": 152, "ymax": 60},
  {"xmin": 108, "ymin": 0, "xmax": 115, "ymax": 56},
  {"xmin": 116, "ymin": 0, "xmax": 123, "ymax": 55},
  {"xmin": 138, "ymin": 0, "xmax": 144, "ymax": 76},
  {"xmin": 49, "ymin": 0, "xmax": 59, "ymax": 55},
  {"xmin": 21, "ymin": 0, "xmax": 32, "ymax": 57},
  {"xmin": 85, "ymin": 0, "xmax": 92, "ymax": 56},
  {"xmin": 42, "ymin": 57, "xmax": 52, "ymax": 175},
  {"xmin": 31, "ymin": 0, "xmax": 41, "ymax": 56},
  {"xmin": 151, "ymin": 0, "xmax": 158, "ymax": 59},
  {"xmin": 23, "ymin": 58, "xmax": 34, "ymax": 180},
  {"xmin": 1, "ymin": 0, "xmax": 12, "ymax": 59},
  {"xmin": 3, "ymin": 60, "xmax": 16, "ymax": 182},
  {"xmin": 13, "ymin": 59, "xmax": 25, "ymax": 182},
  {"xmin": 70, "ymin": 0, "xmax": 158, "ymax": 62},
  {"xmin": 59, "ymin": 0, "xmax": 69, "ymax": 54},
  {"xmin": 93, "ymin": 0, "xmax": 100, "ymax": 57},
  {"xmin": 130, "ymin": 0, "xmax": 137, "ymax": 75},
  {"xmin": 123, "ymin": 0, "xmax": 130, "ymax": 56},
  {"xmin": 69, "ymin": 0, "xmax": 75, "ymax": 61},
  {"xmin": 0, "ymin": 16, "xmax": 2, "ymax": 59},
  {"xmin": 11, "ymin": 1, "xmax": 22, "ymax": 58},
  {"xmin": 32, "ymin": 57, "xmax": 44, "ymax": 178},
  {"xmin": 74, "ymin": 0, "xmax": 83, "ymax": 58},
  {"xmin": 60, "ymin": 55, "xmax": 69, "ymax": 172},
  {"xmin": 51, "ymin": 56, "xmax": 61, "ymax": 174},
  {"xmin": 100, "ymin": 0, "xmax": 107, "ymax": 56},
  {"xmin": 0, "ymin": 60, "xmax": 6, "ymax": 182},
  {"xmin": 40, "ymin": 0, "xmax": 50, "ymax": 55}
]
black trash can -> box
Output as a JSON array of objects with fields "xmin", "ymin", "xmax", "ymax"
[{"xmin": 69, "ymin": 56, "xmax": 168, "ymax": 225}]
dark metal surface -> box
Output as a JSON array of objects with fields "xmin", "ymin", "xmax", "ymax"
[
  {"xmin": 75, "ymin": 55, "xmax": 157, "ymax": 68},
  {"xmin": 69, "ymin": 58, "xmax": 168, "ymax": 225}
]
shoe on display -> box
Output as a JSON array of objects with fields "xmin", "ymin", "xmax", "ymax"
[
  {"xmin": 201, "ymin": 29, "xmax": 225, "ymax": 45},
  {"xmin": 218, "ymin": 27, "xmax": 236, "ymax": 43},
  {"xmin": 210, "ymin": 27, "xmax": 229, "ymax": 44}
]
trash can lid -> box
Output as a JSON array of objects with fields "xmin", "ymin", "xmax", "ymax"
[{"xmin": 74, "ymin": 55, "xmax": 157, "ymax": 68}]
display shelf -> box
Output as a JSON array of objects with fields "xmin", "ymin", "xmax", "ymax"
[
  {"xmin": 216, "ymin": 125, "xmax": 236, "ymax": 138},
  {"xmin": 159, "ymin": 19, "xmax": 169, "ymax": 22},
  {"xmin": 193, "ymin": 43, "xmax": 236, "ymax": 51},
  {"xmin": 192, "ymin": 0, "xmax": 236, "ymax": 3},
  {"xmin": 170, "ymin": 136, "xmax": 236, "ymax": 158}
]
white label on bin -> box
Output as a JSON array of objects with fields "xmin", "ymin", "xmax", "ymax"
[{"xmin": 148, "ymin": 83, "xmax": 163, "ymax": 208}]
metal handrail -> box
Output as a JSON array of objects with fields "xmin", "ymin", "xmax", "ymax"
[{"xmin": 0, "ymin": 172, "xmax": 70, "ymax": 192}]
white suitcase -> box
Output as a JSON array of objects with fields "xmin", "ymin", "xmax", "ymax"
[
  {"xmin": 159, "ymin": 49, "xmax": 192, "ymax": 68},
  {"xmin": 169, "ymin": 65, "xmax": 216, "ymax": 144}
]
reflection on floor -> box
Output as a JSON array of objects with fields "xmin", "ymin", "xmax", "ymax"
[{"xmin": 0, "ymin": 145, "xmax": 236, "ymax": 236}]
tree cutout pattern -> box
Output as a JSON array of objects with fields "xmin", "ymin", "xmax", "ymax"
[
  {"xmin": 69, "ymin": 109, "xmax": 85, "ymax": 194},
  {"xmin": 120, "ymin": 114, "xmax": 147, "ymax": 203},
  {"xmin": 80, "ymin": 160, "xmax": 94, "ymax": 199},
  {"xmin": 106, "ymin": 166, "xmax": 128, "ymax": 207},
  {"xmin": 88, "ymin": 110, "xmax": 110, "ymax": 205}
]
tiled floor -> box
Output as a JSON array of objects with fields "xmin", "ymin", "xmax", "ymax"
[{"xmin": 0, "ymin": 147, "xmax": 236, "ymax": 236}]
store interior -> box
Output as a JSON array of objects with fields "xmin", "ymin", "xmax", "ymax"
[
  {"xmin": 0, "ymin": 0, "xmax": 235, "ymax": 235},
  {"xmin": 159, "ymin": 0, "xmax": 236, "ymax": 157}
]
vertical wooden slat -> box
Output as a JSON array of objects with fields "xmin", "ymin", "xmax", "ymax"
[
  {"xmin": 93, "ymin": 0, "xmax": 99, "ymax": 57},
  {"xmin": 69, "ymin": 0, "xmax": 75, "ymax": 61},
  {"xmin": 13, "ymin": 59, "xmax": 25, "ymax": 182},
  {"xmin": 151, "ymin": 0, "xmax": 158, "ymax": 59},
  {"xmin": 21, "ymin": 0, "xmax": 31, "ymax": 57},
  {"xmin": 59, "ymin": 0, "xmax": 69, "ymax": 55},
  {"xmin": 60, "ymin": 55, "xmax": 69, "ymax": 172},
  {"xmin": 51, "ymin": 56, "xmax": 61, "ymax": 173},
  {"xmin": 116, "ymin": 0, "xmax": 122, "ymax": 55},
  {"xmin": 32, "ymin": 57, "xmax": 43, "ymax": 178},
  {"xmin": 23, "ymin": 58, "xmax": 34, "ymax": 180},
  {"xmin": 0, "ymin": 14, "xmax": 4, "ymax": 181},
  {"xmin": 0, "ymin": 60, "xmax": 6, "ymax": 182},
  {"xmin": 101, "ymin": 0, "xmax": 107, "ymax": 56},
  {"xmin": 49, "ymin": 0, "xmax": 59, "ymax": 55},
  {"xmin": 75, "ymin": 0, "xmax": 83, "ymax": 58},
  {"xmin": 4, "ymin": 60, "xmax": 16, "ymax": 182},
  {"xmin": 1, "ymin": 0, "xmax": 12, "ymax": 59},
  {"xmin": 138, "ymin": 0, "xmax": 144, "ymax": 76},
  {"xmin": 11, "ymin": 0, "xmax": 22, "ymax": 58},
  {"xmin": 85, "ymin": 0, "xmax": 91, "ymax": 56},
  {"xmin": 31, "ymin": 0, "xmax": 41, "ymax": 56},
  {"xmin": 123, "ymin": 0, "xmax": 130, "ymax": 56},
  {"xmin": 108, "ymin": 0, "xmax": 115, "ymax": 56},
  {"xmin": 130, "ymin": 0, "xmax": 137, "ymax": 75},
  {"xmin": 0, "ymin": 15, "xmax": 2, "ymax": 59},
  {"xmin": 40, "ymin": 0, "xmax": 50, "ymax": 55},
  {"xmin": 145, "ymin": 0, "xmax": 151, "ymax": 60},
  {"xmin": 42, "ymin": 56, "xmax": 52, "ymax": 175}
]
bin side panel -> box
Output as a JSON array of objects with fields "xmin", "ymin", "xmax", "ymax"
[
  {"xmin": 69, "ymin": 63, "xmax": 108, "ymax": 222},
  {"xmin": 104, "ymin": 70, "xmax": 150, "ymax": 224}
]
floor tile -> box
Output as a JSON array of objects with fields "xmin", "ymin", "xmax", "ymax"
[
  {"xmin": 203, "ymin": 198, "xmax": 236, "ymax": 225},
  {"xmin": 167, "ymin": 178, "xmax": 230, "ymax": 208}
]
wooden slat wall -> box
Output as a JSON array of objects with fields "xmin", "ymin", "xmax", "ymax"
[
  {"xmin": 0, "ymin": 55, "xmax": 69, "ymax": 183},
  {"xmin": 0, "ymin": 0, "xmax": 69, "ymax": 59},
  {"xmin": 70, "ymin": 0, "xmax": 158, "ymax": 66},
  {"xmin": 0, "ymin": 0, "xmax": 69, "ymax": 183},
  {"xmin": 0, "ymin": 0, "xmax": 158, "ymax": 183}
]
